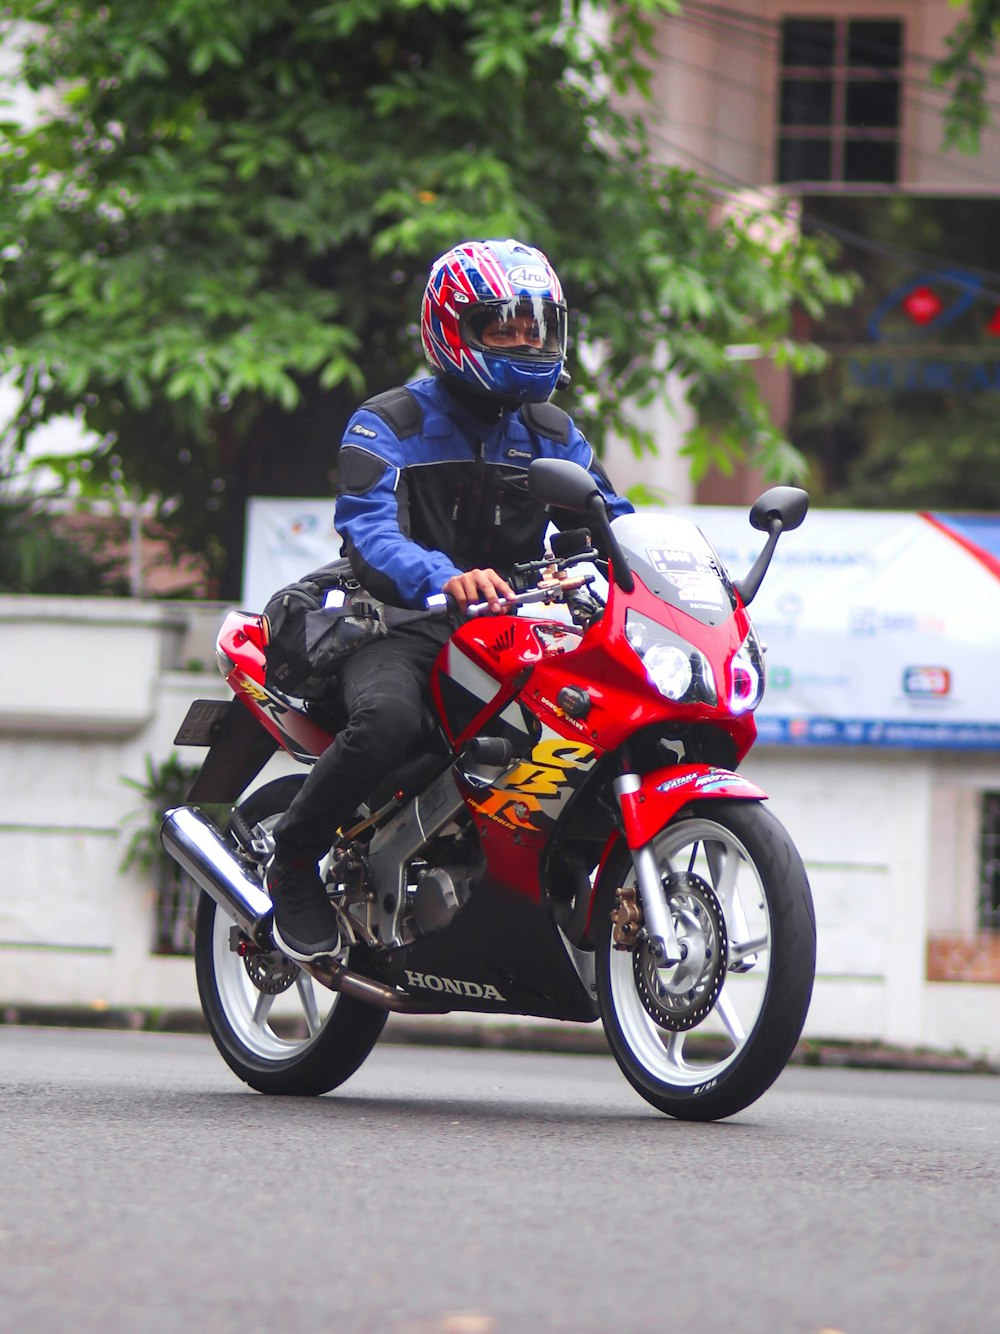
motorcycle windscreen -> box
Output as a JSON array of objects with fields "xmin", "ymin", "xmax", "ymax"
[{"xmin": 612, "ymin": 512, "xmax": 737, "ymax": 628}]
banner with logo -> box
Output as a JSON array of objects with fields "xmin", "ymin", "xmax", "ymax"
[
  {"xmin": 243, "ymin": 496, "xmax": 1000, "ymax": 749},
  {"xmin": 678, "ymin": 505, "xmax": 1000, "ymax": 749},
  {"xmin": 242, "ymin": 498, "xmax": 341, "ymax": 612}
]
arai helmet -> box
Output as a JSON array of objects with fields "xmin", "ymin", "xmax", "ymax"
[{"xmin": 420, "ymin": 239, "xmax": 567, "ymax": 404}]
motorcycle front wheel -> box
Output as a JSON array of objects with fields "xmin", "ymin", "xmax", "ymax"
[
  {"xmin": 194, "ymin": 775, "xmax": 387, "ymax": 1096},
  {"xmin": 595, "ymin": 799, "xmax": 815, "ymax": 1121}
]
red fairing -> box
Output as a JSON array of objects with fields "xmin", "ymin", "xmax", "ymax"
[
  {"xmin": 617, "ymin": 764, "xmax": 767, "ymax": 849},
  {"xmin": 218, "ymin": 610, "xmax": 334, "ymax": 761}
]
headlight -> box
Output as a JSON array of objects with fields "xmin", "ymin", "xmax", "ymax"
[
  {"xmin": 624, "ymin": 612, "xmax": 717, "ymax": 705},
  {"xmin": 730, "ymin": 626, "xmax": 765, "ymax": 714}
]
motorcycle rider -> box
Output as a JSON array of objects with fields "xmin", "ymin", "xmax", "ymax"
[{"xmin": 267, "ymin": 237, "xmax": 634, "ymax": 963}]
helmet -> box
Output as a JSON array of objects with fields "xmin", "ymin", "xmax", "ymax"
[{"xmin": 420, "ymin": 238, "xmax": 567, "ymax": 404}]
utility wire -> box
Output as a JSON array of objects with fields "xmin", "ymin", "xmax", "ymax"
[
  {"xmin": 674, "ymin": 0, "xmax": 1000, "ymax": 118},
  {"xmin": 645, "ymin": 124, "xmax": 1000, "ymax": 304},
  {"xmin": 663, "ymin": 6, "xmax": 1000, "ymax": 138},
  {"xmin": 681, "ymin": 0, "xmax": 997, "ymax": 84},
  {"xmin": 647, "ymin": 46, "xmax": 1000, "ymax": 189}
]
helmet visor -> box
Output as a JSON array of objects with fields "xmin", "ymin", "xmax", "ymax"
[{"xmin": 460, "ymin": 298, "xmax": 567, "ymax": 362}]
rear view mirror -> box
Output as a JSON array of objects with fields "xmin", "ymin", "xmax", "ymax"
[
  {"xmin": 528, "ymin": 458, "xmax": 601, "ymax": 512},
  {"xmin": 736, "ymin": 486, "xmax": 810, "ymax": 606},
  {"xmin": 749, "ymin": 486, "xmax": 809, "ymax": 534}
]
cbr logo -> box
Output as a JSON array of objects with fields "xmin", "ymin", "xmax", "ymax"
[
  {"xmin": 472, "ymin": 738, "xmax": 595, "ymax": 829},
  {"xmin": 404, "ymin": 970, "xmax": 506, "ymax": 1000}
]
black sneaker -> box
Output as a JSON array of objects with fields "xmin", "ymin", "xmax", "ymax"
[{"xmin": 266, "ymin": 853, "xmax": 342, "ymax": 963}]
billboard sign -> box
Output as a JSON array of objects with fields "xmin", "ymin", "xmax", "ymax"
[{"xmin": 243, "ymin": 497, "xmax": 1000, "ymax": 749}]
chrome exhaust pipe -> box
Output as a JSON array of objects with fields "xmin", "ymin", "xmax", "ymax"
[
  {"xmin": 160, "ymin": 805, "xmax": 273, "ymax": 938},
  {"xmin": 160, "ymin": 805, "xmax": 436, "ymax": 1015}
]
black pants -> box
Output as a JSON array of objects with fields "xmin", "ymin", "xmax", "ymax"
[{"xmin": 273, "ymin": 619, "xmax": 451, "ymax": 860}]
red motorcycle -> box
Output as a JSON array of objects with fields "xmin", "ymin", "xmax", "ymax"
[{"xmin": 163, "ymin": 458, "xmax": 815, "ymax": 1121}]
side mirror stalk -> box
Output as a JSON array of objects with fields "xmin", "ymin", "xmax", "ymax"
[
  {"xmin": 733, "ymin": 519, "xmax": 781, "ymax": 606},
  {"xmin": 587, "ymin": 495, "xmax": 634, "ymax": 593},
  {"xmin": 734, "ymin": 485, "xmax": 809, "ymax": 606}
]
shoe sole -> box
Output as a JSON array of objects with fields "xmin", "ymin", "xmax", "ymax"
[{"xmin": 271, "ymin": 920, "xmax": 342, "ymax": 964}]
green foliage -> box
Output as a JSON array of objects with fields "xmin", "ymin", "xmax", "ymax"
[
  {"xmin": 790, "ymin": 195, "xmax": 1000, "ymax": 509},
  {"xmin": 0, "ymin": 491, "xmax": 129, "ymax": 593},
  {"xmin": 933, "ymin": 0, "xmax": 1000, "ymax": 152},
  {"xmin": 120, "ymin": 752, "xmax": 199, "ymax": 875},
  {"xmin": 0, "ymin": 1, "xmax": 852, "ymax": 594}
]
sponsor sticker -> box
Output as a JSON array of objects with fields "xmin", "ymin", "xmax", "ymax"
[
  {"xmin": 508, "ymin": 265, "xmax": 550, "ymax": 289},
  {"xmin": 647, "ymin": 546, "xmax": 712, "ymax": 571},
  {"xmin": 903, "ymin": 666, "xmax": 951, "ymax": 697}
]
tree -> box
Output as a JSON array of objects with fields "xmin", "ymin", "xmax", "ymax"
[
  {"xmin": 0, "ymin": 1, "xmax": 852, "ymax": 597},
  {"xmin": 934, "ymin": 0, "xmax": 1000, "ymax": 152},
  {"xmin": 790, "ymin": 195, "xmax": 1000, "ymax": 511}
]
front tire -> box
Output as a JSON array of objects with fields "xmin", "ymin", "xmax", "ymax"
[
  {"xmin": 194, "ymin": 776, "xmax": 387, "ymax": 1096},
  {"xmin": 595, "ymin": 800, "xmax": 815, "ymax": 1121}
]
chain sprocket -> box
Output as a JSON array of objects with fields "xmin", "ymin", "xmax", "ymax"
[{"xmin": 632, "ymin": 870, "xmax": 728, "ymax": 1031}]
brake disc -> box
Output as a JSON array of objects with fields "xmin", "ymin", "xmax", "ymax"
[
  {"xmin": 242, "ymin": 948, "xmax": 299, "ymax": 995},
  {"xmin": 632, "ymin": 870, "xmax": 728, "ymax": 1031}
]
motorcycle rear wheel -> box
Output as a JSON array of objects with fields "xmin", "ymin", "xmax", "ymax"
[
  {"xmin": 595, "ymin": 799, "xmax": 815, "ymax": 1121},
  {"xmin": 194, "ymin": 776, "xmax": 387, "ymax": 1096}
]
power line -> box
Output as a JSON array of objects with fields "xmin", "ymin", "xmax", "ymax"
[
  {"xmin": 664, "ymin": 3, "xmax": 1000, "ymax": 137},
  {"xmin": 647, "ymin": 45, "xmax": 1000, "ymax": 189},
  {"xmin": 676, "ymin": 0, "xmax": 1000, "ymax": 117},
  {"xmin": 645, "ymin": 124, "xmax": 1000, "ymax": 303}
]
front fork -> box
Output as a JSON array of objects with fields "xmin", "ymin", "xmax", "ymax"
[{"xmin": 613, "ymin": 774, "xmax": 685, "ymax": 965}]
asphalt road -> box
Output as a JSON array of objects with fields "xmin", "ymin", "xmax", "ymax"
[{"xmin": 3, "ymin": 1026, "xmax": 999, "ymax": 1334}]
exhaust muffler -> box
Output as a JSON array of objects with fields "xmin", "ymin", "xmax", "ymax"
[
  {"xmin": 159, "ymin": 805, "xmax": 432, "ymax": 1014},
  {"xmin": 161, "ymin": 805, "xmax": 273, "ymax": 938}
]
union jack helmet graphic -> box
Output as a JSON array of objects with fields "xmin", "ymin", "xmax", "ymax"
[{"xmin": 420, "ymin": 238, "xmax": 567, "ymax": 403}]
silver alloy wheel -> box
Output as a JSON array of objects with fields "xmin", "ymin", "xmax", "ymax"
[
  {"xmin": 609, "ymin": 816, "xmax": 771, "ymax": 1087},
  {"xmin": 208, "ymin": 906, "xmax": 343, "ymax": 1061},
  {"xmin": 207, "ymin": 811, "xmax": 343, "ymax": 1062}
]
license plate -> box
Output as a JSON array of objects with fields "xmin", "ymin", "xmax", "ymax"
[{"xmin": 173, "ymin": 699, "xmax": 233, "ymax": 746}]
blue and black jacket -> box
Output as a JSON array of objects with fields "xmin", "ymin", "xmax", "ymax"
[{"xmin": 335, "ymin": 376, "xmax": 633, "ymax": 609}]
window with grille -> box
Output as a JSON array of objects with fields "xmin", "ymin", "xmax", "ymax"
[
  {"xmin": 978, "ymin": 792, "xmax": 1000, "ymax": 930},
  {"xmin": 777, "ymin": 16, "xmax": 903, "ymax": 185}
]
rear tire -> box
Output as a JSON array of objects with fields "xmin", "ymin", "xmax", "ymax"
[
  {"xmin": 194, "ymin": 776, "xmax": 387, "ymax": 1096},
  {"xmin": 595, "ymin": 799, "xmax": 815, "ymax": 1121}
]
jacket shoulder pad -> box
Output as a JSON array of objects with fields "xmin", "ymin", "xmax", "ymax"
[
  {"xmin": 360, "ymin": 386, "xmax": 424, "ymax": 439},
  {"xmin": 520, "ymin": 400, "xmax": 571, "ymax": 445}
]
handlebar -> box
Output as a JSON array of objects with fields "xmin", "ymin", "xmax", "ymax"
[
  {"xmin": 424, "ymin": 572, "xmax": 597, "ymax": 620},
  {"xmin": 464, "ymin": 578, "xmax": 593, "ymax": 619}
]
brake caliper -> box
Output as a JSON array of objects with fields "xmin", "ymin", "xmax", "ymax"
[{"xmin": 610, "ymin": 886, "xmax": 643, "ymax": 951}]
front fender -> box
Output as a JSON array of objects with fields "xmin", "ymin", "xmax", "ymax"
[{"xmin": 616, "ymin": 764, "xmax": 766, "ymax": 849}]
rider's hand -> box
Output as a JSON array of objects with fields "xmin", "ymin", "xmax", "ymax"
[{"xmin": 442, "ymin": 568, "xmax": 516, "ymax": 615}]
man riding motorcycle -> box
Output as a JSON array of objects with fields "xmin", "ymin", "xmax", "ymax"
[{"xmin": 266, "ymin": 237, "xmax": 634, "ymax": 964}]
